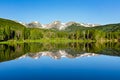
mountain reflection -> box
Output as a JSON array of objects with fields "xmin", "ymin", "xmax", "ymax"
[
  {"xmin": 0, "ymin": 42, "xmax": 120, "ymax": 62},
  {"xmin": 20, "ymin": 51, "xmax": 98, "ymax": 60}
]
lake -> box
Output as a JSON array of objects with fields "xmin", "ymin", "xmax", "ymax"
[{"xmin": 0, "ymin": 42, "xmax": 120, "ymax": 80}]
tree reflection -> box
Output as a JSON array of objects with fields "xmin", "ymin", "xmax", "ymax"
[{"xmin": 0, "ymin": 42, "xmax": 120, "ymax": 62}]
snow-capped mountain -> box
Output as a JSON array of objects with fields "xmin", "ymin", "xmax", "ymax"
[
  {"xmin": 18, "ymin": 50, "xmax": 98, "ymax": 60},
  {"xmin": 27, "ymin": 21, "xmax": 42, "ymax": 28},
  {"xmin": 18, "ymin": 21, "xmax": 42, "ymax": 28},
  {"xmin": 80, "ymin": 23, "xmax": 100, "ymax": 27},
  {"xmin": 42, "ymin": 21, "xmax": 67, "ymax": 30},
  {"xmin": 19, "ymin": 21, "xmax": 100, "ymax": 30}
]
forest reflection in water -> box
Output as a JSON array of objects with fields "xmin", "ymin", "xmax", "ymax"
[{"xmin": 0, "ymin": 42, "xmax": 120, "ymax": 62}]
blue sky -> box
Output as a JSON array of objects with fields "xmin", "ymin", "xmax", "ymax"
[{"xmin": 0, "ymin": 0, "xmax": 120, "ymax": 24}]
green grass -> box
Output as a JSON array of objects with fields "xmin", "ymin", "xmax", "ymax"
[
  {"xmin": 0, "ymin": 38, "xmax": 96, "ymax": 44},
  {"xmin": 0, "ymin": 38, "xmax": 118, "ymax": 45}
]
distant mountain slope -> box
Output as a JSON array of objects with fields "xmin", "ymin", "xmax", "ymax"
[
  {"xmin": 19, "ymin": 21, "xmax": 100, "ymax": 30},
  {"xmin": 94, "ymin": 23, "xmax": 120, "ymax": 32},
  {"xmin": 64, "ymin": 23, "xmax": 86, "ymax": 31},
  {"xmin": 0, "ymin": 18, "xmax": 26, "ymax": 41},
  {"xmin": 65, "ymin": 23, "xmax": 120, "ymax": 32},
  {"xmin": 0, "ymin": 18, "xmax": 25, "ymax": 28}
]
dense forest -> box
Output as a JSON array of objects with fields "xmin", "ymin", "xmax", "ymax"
[{"xmin": 0, "ymin": 18, "xmax": 120, "ymax": 42}]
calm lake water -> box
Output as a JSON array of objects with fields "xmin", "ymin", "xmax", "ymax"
[{"xmin": 0, "ymin": 42, "xmax": 120, "ymax": 80}]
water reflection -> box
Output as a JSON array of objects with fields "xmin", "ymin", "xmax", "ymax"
[{"xmin": 0, "ymin": 42, "xmax": 120, "ymax": 62}]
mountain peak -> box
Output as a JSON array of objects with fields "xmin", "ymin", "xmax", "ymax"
[
  {"xmin": 53, "ymin": 21, "xmax": 61, "ymax": 24},
  {"xmin": 32, "ymin": 21, "xmax": 39, "ymax": 24},
  {"xmin": 19, "ymin": 21, "xmax": 100, "ymax": 30}
]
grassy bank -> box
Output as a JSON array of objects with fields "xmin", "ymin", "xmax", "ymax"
[
  {"xmin": 0, "ymin": 38, "xmax": 96, "ymax": 44},
  {"xmin": 0, "ymin": 38, "xmax": 119, "ymax": 45}
]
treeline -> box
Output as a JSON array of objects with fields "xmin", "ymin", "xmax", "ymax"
[{"xmin": 0, "ymin": 18, "xmax": 120, "ymax": 42}]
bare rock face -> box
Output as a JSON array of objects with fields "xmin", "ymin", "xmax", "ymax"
[
  {"xmin": 27, "ymin": 21, "xmax": 42, "ymax": 28},
  {"xmin": 44, "ymin": 21, "xmax": 62, "ymax": 29}
]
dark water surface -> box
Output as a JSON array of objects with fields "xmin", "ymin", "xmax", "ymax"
[{"xmin": 0, "ymin": 42, "xmax": 120, "ymax": 80}]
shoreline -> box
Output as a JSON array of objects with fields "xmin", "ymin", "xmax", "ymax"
[{"xmin": 0, "ymin": 39, "xmax": 118, "ymax": 44}]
